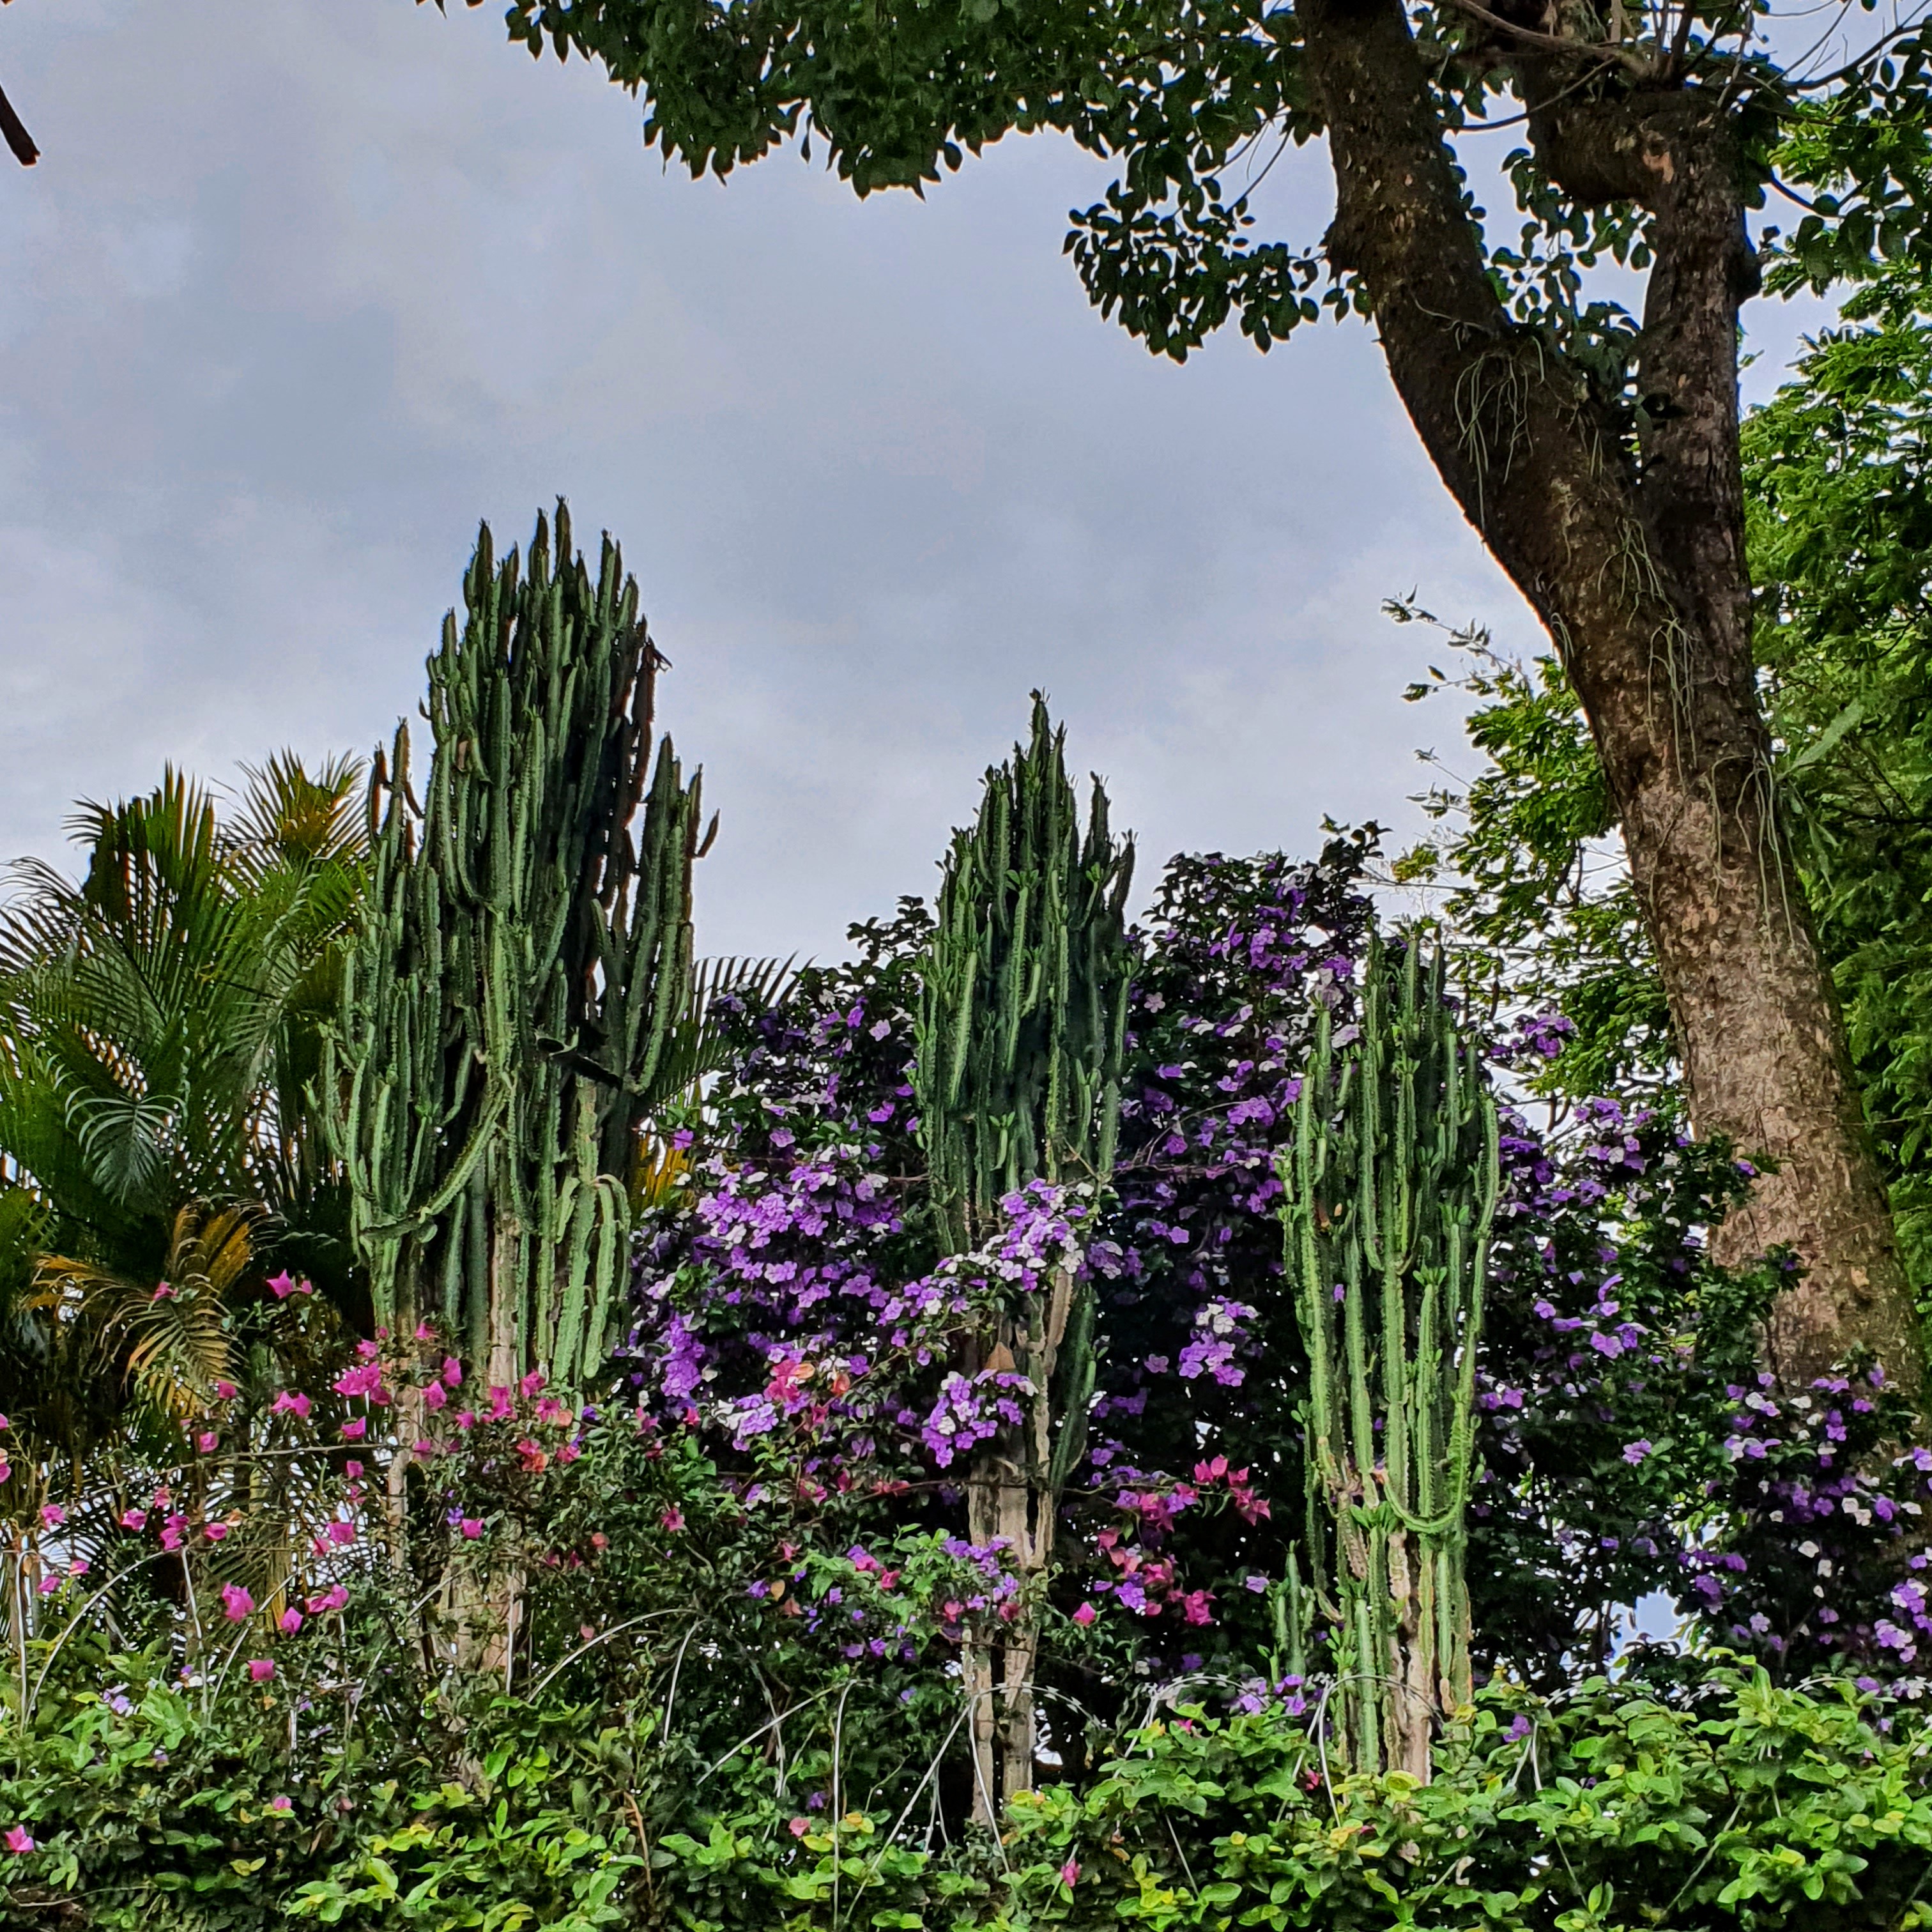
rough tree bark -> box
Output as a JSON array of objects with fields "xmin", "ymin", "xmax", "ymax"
[{"xmin": 1296, "ymin": 0, "xmax": 1920, "ymax": 1390}]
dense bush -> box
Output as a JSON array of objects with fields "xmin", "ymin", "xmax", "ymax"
[{"xmin": 8, "ymin": 1643, "xmax": 1932, "ymax": 1931}]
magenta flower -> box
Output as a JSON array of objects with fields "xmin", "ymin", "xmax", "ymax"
[
  {"xmin": 120, "ymin": 1509, "xmax": 147, "ymax": 1531},
  {"xmin": 4, "ymin": 1826, "xmax": 33, "ymax": 1855},
  {"xmin": 341, "ymin": 1418, "xmax": 367, "ymax": 1441},
  {"xmin": 220, "ymin": 1583, "xmax": 254, "ymax": 1621},
  {"xmin": 205, "ymin": 1522, "xmax": 229, "ymax": 1543},
  {"xmin": 268, "ymin": 1795, "xmax": 292, "ymax": 1813},
  {"xmin": 441, "ymin": 1357, "xmax": 463, "ymax": 1388},
  {"xmin": 272, "ymin": 1392, "xmax": 312, "ymax": 1420},
  {"xmin": 423, "ymin": 1383, "xmax": 448, "ymax": 1411},
  {"xmin": 197, "ymin": 1433, "xmax": 217, "ymax": 1453},
  {"xmin": 152, "ymin": 1282, "xmax": 175, "ymax": 1301},
  {"xmin": 325, "ymin": 1521, "xmax": 355, "ymax": 1547},
  {"xmin": 279, "ymin": 1608, "xmax": 303, "ymax": 1634},
  {"xmin": 39, "ymin": 1504, "xmax": 64, "ymax": 1529},
  {"xmin": 266, "ymin": 1271, "xmax": 296, "ymax": 1299},
  {"xmin": 458, "ymin": 1518, "xmax": 484, "ymax": 1540},
  {"xmin": 1060, "ymin": 1861, "xmax": 1080, "ymax": 1888},
  {"xmin": 660, "ymin": 1506, "xmax": 685, "ymax": 1531},
  {"xmin": 1071, "ymin": 1602, "xmax": 1096, "ymax": 1625},
  {"xmin": 247, "ymin": 1659, "xmax": 274, "ymax": 1682},
  {"xmin": 344, "ymin": 1460, "xmax": 364, "ymax": 1479}
]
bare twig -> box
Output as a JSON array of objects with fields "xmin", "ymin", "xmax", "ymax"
[{"xmin": 0, "ymin": 78, "xmax": 36, "ymax": 167}]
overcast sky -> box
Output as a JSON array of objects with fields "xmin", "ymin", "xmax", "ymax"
[{"xmin": 0, "ymin": 0, "xmax": 1834, "ymax": 959}]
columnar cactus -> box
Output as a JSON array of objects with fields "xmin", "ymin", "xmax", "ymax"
[
  {"xmin": 326, "ymin": 505, "xmax": 705, "ymax": 1395},
  {"xmin": 1278, "ymin": 935, "xmax": 1498, "ymax": 1779},
  {"xmin": 917, "ymin": 695, "xmax": 1135, "ymax": 1255},
  {"xmin": 915, "ymin": 695, "xmax": 1135, "ymax": 1816}
]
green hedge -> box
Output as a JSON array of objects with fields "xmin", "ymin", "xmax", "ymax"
[{"xmin": 4, "ymin": 1664, "xmax": 1929, "ymax": 1930}]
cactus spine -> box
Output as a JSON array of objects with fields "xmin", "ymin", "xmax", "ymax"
[
  {"xmin": 916, "ymin": 694, "xmax": 1134, "ymax": 1819},
  {"xmin": 1278, "ymin": 934, "xmax": 1498, "ymax": 1780},
  {"xmin": 328, "ymin": 504, "xmax": 705, "ymax": 1396}
]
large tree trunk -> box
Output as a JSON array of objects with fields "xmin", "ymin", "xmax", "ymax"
[{"xmin": 1296, "ymin": 0, "xmax": 1921, "ymax": 1391}]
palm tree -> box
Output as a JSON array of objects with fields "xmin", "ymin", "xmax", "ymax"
[
  {"xmin": 0, "ymin": 757, "xmax": 368, "ymax": 1280},
  {"xmin": 0, "ymin": 758, "xmax": 370, "ymax": 1578}
]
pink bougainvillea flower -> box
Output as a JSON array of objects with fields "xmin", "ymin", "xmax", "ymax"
[
  {"xmin": 422, "ymin": 1382, "xmax": 448, "ymax": 1411},
  {"xmin": 196, "ymin": 1432, "xmax": 218, "ymax": 1453},
  {"xmin": 38, "ymin": 1504, "xmax": 64, "ymax": 1529},
  {"xmin": 36, "ymin": 1577, "xmax": 59, "ymax": 1597},
  {"xmin": 341, "ymin": 1418, "xmax": 367, "ymax": 1441},
  {"xmin": 67, "ymin": 1558, "xmax": 88, "ymax": 1578},
  {"xmin": 325, "ymin": 1521, "xmax": 355, "ymax": 1547},
  {"xmin": 266, "ymin": 1271, "xmax": 296, "ymax": 1299},
  {"xmin": 279, "ymin": 1608, "xmax": 303, "ymax": 1634},
  {"xmin": 4, "ymin": 1826, "xmax": 33, "ymax": 1855},
  {"xmin": 344, "ymin": 1460, "xmax": 363, "ymax": 1479},
  {"xmin": 441, "ymin": 1357, "xmax": 462, "ymax": 1388},
  {"xmin": 151, "ymin": 1282, "xmax": 175, "ymax": 1300},
  {"xmin": 120, "ymin": 1509, "xmax": 147, "ymax": 1531},
  {"xmin": 271, "ymin": 1391, "xmax": 311, "ymax": 1420},
  {"xmin": 214, "ymin": 1380, "xmax": 237, "ymax": 1400},
  {"xmin": 305, "ymin": 1585, "xmax": 349, "ymax": 1614},
  {"xmin": 247, "ymin": 1659, "xmax": 274, "ymax": 1682},
  {"xmin": 519, "ymin": 1370, "xmax": 546, "ymax": 1400},
  {"xmin": 204, "ymin": 1522, "xmax": 229, "ymax": 1543},
  {"xmin": 660, "ymin": 1506, "xmax": 685, "ymax": 1532},
  {"xmin": 458, "ymin": 1518, "xmax": 484, "ymax": 1540},
  {"xmin": 0, "ymin": 1414, "xmax": 9, "ymax": 1430},
  {"xmin": 454, "ymin": 1409, "xmax": 477, "ymax": 1431},
  {"xmin": 220, "ymin": 1583, "xmax": 254, "ymax": 1621},
  {"xmin": 413, "ymin": 1322, "xmax": 434, "ymax": 1342},
  {"xmin": 268, "ymin": 1795, "xmax": 292, "ymax": 1813},
  {"xmin": 1071, "ymin": 1602, "xmax": 1096, "ymax": 1625},
  {"xmin": 0, "ymin": 1462, "xmax": 11, "ymax": 1485},
  {"xmin": 1060, "ymin": 1861, "xmax": 1080, "ymax": 1889},
  {"xmin": 787, "ymin": 1818, "xmax": 809, "ymax": 1839}
]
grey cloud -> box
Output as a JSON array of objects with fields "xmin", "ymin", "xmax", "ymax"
[{"xmin": 1, "ymin": 0, "xmax": 1811, "ymax": 962}]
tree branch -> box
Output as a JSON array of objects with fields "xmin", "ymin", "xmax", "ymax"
[{"xmin": 0, "ymin": 78, "xmax": 36, "ymax": 167}]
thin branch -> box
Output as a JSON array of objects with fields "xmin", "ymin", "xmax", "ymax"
[
  {"xmin": 1786, "ymin": 12, "xmax": 1932, "ymax": 89},
  {"xmin": 1437, "ymin": 0, "xmax": 1654, "ymax": 73},
  {"xmin": 0, "ymin": 79, "xmax": 36, "ymax": 167}
]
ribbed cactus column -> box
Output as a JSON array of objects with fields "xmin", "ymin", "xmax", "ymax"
[
  {"xmin": 1278, "ymin": 935, "xmax": 1498, "ymax": 1781},
  {"xmin": 915, "ymin": 694, "xmax": 1134, "ymax": 1819},
  {"xmin": 328, "ymin": 504, "xmax": 705, "ymax": 1397}
]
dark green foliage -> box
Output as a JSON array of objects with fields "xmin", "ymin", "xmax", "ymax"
[
  {"xmin": 1280, "ymin": 935, "xmax": 1498, "ymax": 1774},
  {"xmin": 1391, "ymin": 611, "xmax": 1676, "ymax": 1112},
  {"xmin": 327, "ymin": 503, "xmax": 706, "ymax": 1388},
  {"xmin": 916, "ymin": 695, "xmax": 1135, "ymax": 1254},
  {"xmin": 1745, "ymin": 316, "xmax": 1932, "ymax": 1292}
]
